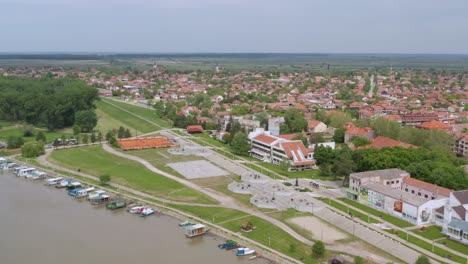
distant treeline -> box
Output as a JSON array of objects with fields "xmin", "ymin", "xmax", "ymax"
[{"xmin": 0, "ymin": 77, "xmax": 98, "ymax": 130}]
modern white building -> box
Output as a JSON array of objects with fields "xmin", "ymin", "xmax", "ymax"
[
  {"xmin": 248, "ymin": 128, "xmax": 315, "ymax": 171},
  {"xmin": 438, "ymin": 190, "xmax": 468, "ymax": 245}
]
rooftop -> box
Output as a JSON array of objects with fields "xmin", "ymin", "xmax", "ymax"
[
  {"xmin": 453, "ymin": 190, "xmax": 468, "ymax": 204},
  {"xmin": 402, "ymin": 176, "xmax": 452, "ymax": 197},
  {"xmin": 417, "ymin": 120, "xmax": 451, "ymax": 130},
  {"xmin": 448, "ymin": 218, "xmax": 468, "ymax": 233},
  {"xmin": 363, "ymin": 182, "xmax": 428, "ymax": 207},
  {"xmin": 363, "ymin": 136, "xmax": 417, "ymax": 150},
  {"xmin": 350, "ymin": 168, "xmax": 409, "ymax": 180}
]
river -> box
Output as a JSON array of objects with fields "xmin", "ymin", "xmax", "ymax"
[{"xmin": 0, "ymin": 171, "xmax": 270, "ymax": 264}]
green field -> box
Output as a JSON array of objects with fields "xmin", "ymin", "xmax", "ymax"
[
  {"xmin": 95, "ymin": 100, "xmax": 162, "ymax": 134},
  {"xmin": 98, "ymin": 97, "xmax": 170, "ymax": 130},
  {"xmin": 0, "ymin": 127, "xmax": 72, "ymax": 144},
  {"xmin": 170, "ymin": 205, "xmax": 329, "ymax": 264},
  {"xmin": 47, "ymin": 145, "xmax": 216, "ymax": 204},
  {"xmin": 437, "ymin": 238, "xmax": 468, "ymax": 255}
]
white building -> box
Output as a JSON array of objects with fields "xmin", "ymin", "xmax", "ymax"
[{"xmin": 439, "ymin": 190, "xmax": 468, "ymax": 244}]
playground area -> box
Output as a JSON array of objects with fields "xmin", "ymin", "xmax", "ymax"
[{"xmin": 167, "ymin": 160, "xmax": 229, "ymax": 179}]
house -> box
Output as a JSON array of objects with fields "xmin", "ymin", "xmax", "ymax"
[
  {"xmin": 344, "ymin": 122, "xmax": 375, "ymax": 143},
  {"xmin": 348, "ymin": 169, "xmax": 449, "ymax": 226},
  {"xmin": 186, "ymin": 125, "xmax": 204, "ymax": 134},
  {"xmin": 360, "ymin": 136, "xmax": 417, "ymax": 150},
  {"xmin": 439, "ymin": 190, "xmax": 468, "ymax": 244},
  {"xmin": 453, "ymin": 134, "xmax": 468, "ymax": 157},
  {"xmin": 401, "ymin": 113, "xmax": 439, "ymax": 126},
  {"xmin": 307, "ymin": 120, "xmax": 327, "ymax": 134},
  {"xmin": 268, "ymin": 117, "xmax": 285, "ymax": 136},
  {"xmin": 248, "ymin": 129, "xmax": 315, "ymax": 171},
  {"xmin": 211, "ymin": 95, "xmax": 224, "ymax": 103},
  {"xmin": 98, "ymin": 88, "xmax": 112, "ymax": 97},
  {"xmin": 416, "ymin": 120, "xmax": 451, "ymax": 131}
]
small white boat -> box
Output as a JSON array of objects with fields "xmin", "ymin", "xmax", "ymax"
[
  {"xmin": 56, "ymin": 178, "xmax": 74, "ymax": 188},
  {"xmin": 18, "ymin": 167, "xmax": 36, "ymax": 177},
  {"xmin": 76, "ymin": 187, "xmax": 95, "ymax": 198},
  {"xmin": 13, "ymin": 166, "xmax": 28, "ymax": 175},
  {"xmin": 88, "ymin": 190, "xmax": 106, "ymax": 200},
  {"xmin": 140, "ymin": 208, "xmax": 155, "ymax": 217},
  {"xmin": 128, "ymin": 206, "xmax": 145, "ymax": 214},
  {"xmin": 46, "ymin": 177, "xmax": 63, "ymax": 186},
  {"xmin": 236, "ymin": 248, "xmax": 256, "ymax": 256},
  {"xmin": 185, "ymin": 224, "xmax": 210, "ymax": 238},
  {"xmin": 29, "ymin": 171, "xmax": 47, "ymax": 180}
]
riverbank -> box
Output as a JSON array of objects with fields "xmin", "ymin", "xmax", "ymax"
[{"xmin": 12, "ymin": 157, "xmax": 301, "ymax": 264}]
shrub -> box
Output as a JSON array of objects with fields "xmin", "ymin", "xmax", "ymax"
[
  {"xmin": 99, "ymin": 174, "xmax": 111, "ymax": 185},
  {"xmin": 21, "ymin": 141, "xmax": 45, "ymax": 158},
  {"xmin": 312, "ymin": 240, "xmax": 325, "ymax": 258}
]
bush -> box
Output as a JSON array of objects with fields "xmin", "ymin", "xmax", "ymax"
[
  {"xmin": 109, "ymin": 136, "xmax": 120, "ymax": 148},
  {"xmin": 99, "ymin": 174, "xmax": 111, "ymax": 185},
  {"xmin": 7, "ymin": 136, "xmax": 24, "ymax": 149},
  {"xmin": 415, "ymin": 255, "xmax": 430, "ymax": 264},
  {"xmin": 354, "ymin": 256, "xmax": 365, "ymax": 264},
  {"xmin": 35, "ymin": 131, "xmax": 46, "ymax": 142},
  {"xmin": 312, "ymin": 240, "xmax": 325, "ymax": 258},
  {"xmin": 22, "ymin": 125, "xmax": 35, "ymax": 137},
  {"xmin": 21, "ymin": 141, "xmax": 45, "ymax": 158}
]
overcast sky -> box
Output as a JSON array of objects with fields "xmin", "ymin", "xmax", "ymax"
[{"xmin": 1, "ymin": 0, "xmax": 467, "ymax": 53}]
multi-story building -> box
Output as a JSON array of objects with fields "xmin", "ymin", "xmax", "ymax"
[
  {"xmin": 248, "ymin": 129, "xmax": 315, "ymax": 171},
  {"xmin": 453, "ymin": 134, "xmax": 468, "ymax": 157},
  {"xmin": 438, "ymin": 190, "xmax": 468, "ymax": 245},
  {"xmin": 348, "ymin": 169, "xmax": 450, "ymax": 226}
]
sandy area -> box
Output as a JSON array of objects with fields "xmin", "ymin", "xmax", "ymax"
[
  {"xmin": 288, "ymin": 216, "xmax": 347, "ymax": 243},
  {"xmin": 167, "ymin": 160, "xmax": 229, "ymax": 179}
]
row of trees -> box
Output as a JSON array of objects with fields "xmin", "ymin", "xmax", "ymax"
[
  {"xmin": 0, "ymin": 77, "xmax": 99, "ymax": 130},
  {"xmin": 314, "ymin": 145, "xmax": 468, "ymax": 190}
]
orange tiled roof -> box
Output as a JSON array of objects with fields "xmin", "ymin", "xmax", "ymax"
[
  {"xmin": 308, "ymin": 120, "xmax": 321, "ymax": 129},
  {"xmin": 417, "ymin": 120, "xmax": 451, "ymax": 130},
  {"xmin": 280, "ymin": 141, "xmax": 308, "ymax": 160},
  {"xmin": 403, "ymin": 176, "xmax": 452, "ymax": 197},
  {"xmin": 254, "ymin": 134, "xmax": 278, "ymax": 145},
  {"xmin": 186, "ymin": 125, "xmax": 204, "ymax": 133},
  {"xmin": 118, "ymin": 137, "xmax": 176, "ymax": 150},
  {"xmin": 364, "ymin": 136, "xmax": 417, "ymax": 150},
  {"xmin": 278, "ymin": 133, "xmax": 297, "ymax": 140}
]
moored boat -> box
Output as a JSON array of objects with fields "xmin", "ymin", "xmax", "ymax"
[
  {"xmin": 18, "ymin": 167, "xmax": 36, "ymax": 177},
  {"xmin": 128, "ymin": 205, "xmax": 145, "ymax": 214},
  {"xmin": 46, "ymin": 177, "xmax": 63, "ymax": 186},
  {"xmin": 69, "ymin": 188, "xmax": 84, "ymax": 196},
  {"xmin": 225, "ymin": 244, "xmax": 240, "ymax": 250},
  {"xmin": 140, "ymin": 207, "xmax": 155, "ymax": 217},
  {"xmin": 76, "ymin": 187, "xmax": 95, "ymax": 198},
  {"xmin": 29, "ymin": 171, "xmax": 47, "ymax": 180},
  {"xmin": 66, "ymin": 182, "xmax": 82, "ymax": 191},
  {"xmin": 88, "ymin": 190, "xmax": 106, "ymax": 200},
  {"xmin": 236, "ymin": 248, "xmax": 256, "ymax": 256},
  {"xmin": 90, "ymin": 194, "xmax": 112, "ymax": 205},
  {"xmin": 56, "ymin": 178, "xmax": 74, "ymax": 188},
  {"xmin": 185, "ymin": 224, "xmax": 210, "ymax": 238},
  {"xmin": 106, "ymin": 198, "xmax": 127, "ymax": 210},
  {"xmin": 218, "ymin": 241, "xmax": 238, "ymax": 249},
  {"xmin": 179, "ymin": 221, "xmax": 192, "ymax": 227}
]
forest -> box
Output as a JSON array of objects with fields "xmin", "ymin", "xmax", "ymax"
[{"xmin": 0, "ymin": 77, "xmax": 98, "ymax": 130}]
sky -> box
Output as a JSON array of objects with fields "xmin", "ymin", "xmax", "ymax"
[{"xmin": 1, "ymin": 0, "xmax": 467, "ymax": 54}]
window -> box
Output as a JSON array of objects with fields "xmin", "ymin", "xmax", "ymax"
[
  {"xmin": 405, "ymin": 188, "xmax": 408, "ymax": 192},
  {"xmin": 435, "ymin": 214, "xmax": 443, "ymax": 220},
  {"xmin": 396, "ymin": 180, "xmax": 399, "ymax": 184},
  {"xmin": 411, "ymin": 190, "xmax": 415, "ymax": 194},
  {"xmin": 418, "ymin": 192, "xmax": 421, "ymax": 196},
  {"xmin": 463, "ymin": 233, "xmax": 468, "ymax": 240},
  {"xmin": 424, "ymin": 194, "xmax": 428, "ymax": 199},
  {"xmin": 431, "ymin": 197, "xmax": 435, "ymax": 200},
  {"xmin": 386, "ymin": 182, "xmax": 390, "ymax": 185},
  {"xmin": 391, "ymin": 181, "xmax": 395, "ymax": 184}
]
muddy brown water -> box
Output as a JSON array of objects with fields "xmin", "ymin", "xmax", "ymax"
[{"xmin": 0, "ymin": 171, "xmax": 270, "ymax": 264}]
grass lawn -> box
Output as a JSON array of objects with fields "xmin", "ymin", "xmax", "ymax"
[
  {"xmin": 170, "ymin": 205, "xmax": 328, "ymax": 264},
  {"xmin": 95, "ymin": 105, "xmax": 130, "ymax": 134},
  {"xmin": 389, "ymin": 230, "xmax": 466, "ymax": 263},
  {"xmin": 95, "ymin": 100, "xmax": 161, "ymax": 134},
  {"xmin": 437, "ymin": 238, "xmax": 468, "ymax": 255},
  {"xmin": 47, "ymin": 145, "xmax": 217, "ymax": 204},
  {"xmin": 0, "ymin": 120, "xmax": 16, "ymax": 127},
  {"xmin": 320, "ymin": 198, "xmax": 380, "ymax": 224},
  {"xmin": 412, "ymin": 225, "xmax": 445, "ymax": 240},
  {"xmin": 338, "ymin": 198, "xmax": 413, "ymax": 228},
  {"xmin": 99, "ymin": 98, "xmax": 170, "ymax": 129},
  {"xmin": 0, "ymin": 127, "xmax": 72, "ymax": 144}
]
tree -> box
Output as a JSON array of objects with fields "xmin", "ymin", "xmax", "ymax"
[
  {"xmin": 21, "ymin": 141, "xmax": 45, "ymax": 158},
  {"xmin": 279, "ymin": 159, "xmax": 291, "ymax": 172},
  {"xmin": 328, "ymin": 111, "xmax": 352, "ymax": 128},
  {"xmin": 124, "ymin": 128, "xmax": 132, "ymax": 138},
  {"xmin": 333, "ymin": 127, "xmax": 346, "ymax": 143},
  {"xmin": 99, "ymin": 174, "xmax": 111, "ymax": 185},
  {"xmin": 293, "ymin": 133, "xmax": 308, "ymax": 147},
  {"xmin": 75, "ymin": 110, "xmax": 97, "ymax": 132},
  {"xmin": 284, "ymin": 108, "xmax": 307, "ymax": 132},
  {"xmin": 72, "ymin": 124, "xmax": 81, "ymax": 135},
  {"xmin": 117, "ymin": 126, "xmax": 126, "ymax": 138},
  {"xmin": 90, "ymin": 131, "xmax": 97, "ymax": 143},
  {"xmin": 82, "ymin": 134, "xmax": 89, "ymax": 144},
  {"xmin": 351, "ymin": 137, "xmax": 371, "ymax": 147},
  {"xmin": 230, "ymin": 132, "xmax": 250, "ymax": 156},
  {"xmin": 312, "ymin": 240, "xmax": 325, "ymax": 258},
  {"xmin": 415, "ymin": 255, "xmax": 430, "ymax": 264},
  {"xmin": 105, "ymin": 131, "xmax": 113, "ymax": 141},
  {"xmin": 309, "ymin": 133, "xmax": 324, "ymax": 144},
  {"xmin": 109, "ymin": 136, "xmax": 119, "ymax": 148},
  {"xmin": 35, "ymin": 131, "xmax": 46, "ymax": 142},
  {"xmin": 22, "ymin": 125, "xmax": 35, "ymax": 137},
  {"xmin": 97, "ymin": 131, "xmax": 103, "ymax": 143},
  {"xmin": 7, "ymin": 136, "xmax": 24, "ymax": 149},
  {"xmin": 313, "ymin": 146, "xmax": 335, "ymax": 165}
]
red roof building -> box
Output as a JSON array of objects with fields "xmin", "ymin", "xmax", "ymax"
[
  {"xmin": 186, "ymin": 125, "xmax": 204, "ymax": 134},
  {"xmin": 361, "ymin": 136, "xmax": 417, "ymax": 150},
  {"xmin": 416, "ymin": 120, "xmax": 451, "ymax": 131}
]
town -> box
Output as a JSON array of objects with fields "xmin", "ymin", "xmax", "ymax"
[{"xmin": 0, "ymin": 55, "xmax": 467, "ymax": 264}]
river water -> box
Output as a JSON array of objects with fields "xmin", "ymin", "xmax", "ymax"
[{"xmin": 0, "ymin": 171, "xmax": 270, "ymax": 264}]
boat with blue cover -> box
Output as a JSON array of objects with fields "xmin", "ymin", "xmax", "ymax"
[
  {"xmin": 140, "ymin": 207, "xmax": 155, "ymax": 217},
  {"xmin": 218, "ymin": 241, "xmax": 237, "ymax": 249},
  {"xmin": 179, "ymin": 221, "xmax": 192, "ymax": 227},
  {"xmin": 236, "ymin": 248, "xmax": 255, "ymax": 256}
]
